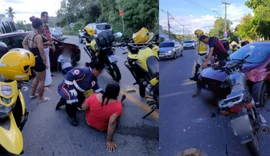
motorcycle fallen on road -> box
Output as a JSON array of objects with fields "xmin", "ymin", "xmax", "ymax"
[
  {"xmin": 83, "ymin": 31, "xmax": 123, "ymax": 82},
  {"xmin": 217, "ymin": 55, "xmax": 269, "ymax": 156}
]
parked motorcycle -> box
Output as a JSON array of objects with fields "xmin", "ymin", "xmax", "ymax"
[
  {"xmin": 84, "ymin": 31, "xmax": 122, "ymax": 82},
  {"xmin": 218, "ymin": 55, "xmax": 269, "ymax": 156},
  {"xmin": 119, "ymin": 28, "xmax": 159, "ymax": 118},
  {"xmin": 0, "ymin": 49, "xmax": 35, "ymax": 155}
]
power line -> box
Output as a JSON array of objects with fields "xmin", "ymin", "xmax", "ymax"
[{"xmin": 186, "ymin": 0, "xmax": 214, "ymax": 14}]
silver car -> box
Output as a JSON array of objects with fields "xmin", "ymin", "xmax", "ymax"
[
  {"xmin": 159, "ymin": 40, "xmax": 183, "ymax": 59},
  {"xmin": 183, "ymin": 40, "xmax": 195, "ymax": 49}
]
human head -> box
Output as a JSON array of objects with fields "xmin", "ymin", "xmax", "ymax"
[
  {"xmin": 194, "ymin": 29, "xmax": 204, "ymax": 39},
  {"xmin": 29, "ymin": 16, "xmax": 44, "ymax": 32},
  {"xmin": 199, "ymin": 35, "xmax": 209, "ymax": 44},
  {"xmin": 62, "ymin": 48, "xmax": 72, "ymax": 56},
  {"xmin": 102, "ymin": 81, "xmax": 120, "ymax": 105},
  {"xmin": 41, "ymin": 11, "xmax": 49, "ymax": 23},
  {"xmin": 88, "ymin": 60, "xmax": 104, "ymax": 77}
]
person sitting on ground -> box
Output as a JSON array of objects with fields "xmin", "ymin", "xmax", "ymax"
[
  {"xmin": 57, "ymin": 49, "xmax": 73, "ymax": 75},
  {"xmin": 81, "ymin": 81, "xmax": 124, "ymax": 152}
]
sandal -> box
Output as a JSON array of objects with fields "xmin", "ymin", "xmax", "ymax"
[
  {"xmin": 30, "ymin": 94, "xmax": 38, "ymax": 99},
  {"xmin": 38, "ymin": 97, "xmax": 51, "ymax": 103}
]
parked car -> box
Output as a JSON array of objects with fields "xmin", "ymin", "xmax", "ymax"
[
  {"xmin": 85, "ymin": 23, "xmax": 112, "ymax": 37},
  {"xmin": 0, "ymin": 32, "xmax": 81, "ymax": 69},
  {"xmin": 78, "ymin": 29, "xmax": 84, "ymax": 43},
  {"xmin": 200, "ymin": 42, "xmax": 270, "ymax": 106},
  {"xmin": 159, "ymin": 40, "xmax": 183, "ymax": 59},
  {"xmin": 183, "ymin": 40, "xmax": 195, "ymax": 49},
  {"xmin": 51, "ymin": 27, "xmax": 63, "ymax": 37}
]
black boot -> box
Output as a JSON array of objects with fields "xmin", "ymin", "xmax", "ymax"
[
  {"xmin": 56, "ymin": 98, "xmax": 66, "ymax": 110},
  {"xmin": 66, "ymin": 104, "xmax": 78, "ymax": 126}
]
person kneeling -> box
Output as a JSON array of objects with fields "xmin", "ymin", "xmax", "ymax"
[{"xmin": 81, "ymin": 81, "xmax": 123, "ymax": 152}]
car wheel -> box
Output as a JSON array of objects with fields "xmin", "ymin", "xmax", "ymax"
[
  {"xmin": 252, "ymin": 81, "xmax": 268, "ymax": 108},
  {"xmin": 173, "ymin": 52, "xmax": 177, "ymax": 59}
]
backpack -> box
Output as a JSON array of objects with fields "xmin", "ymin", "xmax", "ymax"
[
  {"xmin": 220, "ymin": 39, "xmax": 229, "ymax": 51},
  {"xmin": 95, "ymin": 31, "xmax": 115, "ymax": 48}
]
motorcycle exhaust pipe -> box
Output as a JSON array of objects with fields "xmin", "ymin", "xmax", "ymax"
[{"xmin": 259, "ymin": 114, "xmax": 269, "ymax": 135}]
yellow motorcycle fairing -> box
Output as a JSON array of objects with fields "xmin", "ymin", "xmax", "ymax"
[
  {"xmin": 128, "ymin": 47, "xmax": 158, "ymax": 71},
  {"xmin": 18, "ymin": 90, "xmax": 26, "ymax": 115},
  {"xmin": 149, "ymin": 77, "xmax": 158, "ymax": 86},
  {"xmin": 0, "ymin": 81, "xmax": 18, "ymax": 107},
  {"xmin": 0, "ymin": 112, "xmax": 23, "ymax": 154},
  {"xmin": 90, "ymin": 40, "xmax": 97, "ymax": 51}
]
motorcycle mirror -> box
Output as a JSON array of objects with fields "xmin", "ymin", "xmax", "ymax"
[{"xmin": 114, "ymin": 32, "xmax": 123, "ymax": 38}]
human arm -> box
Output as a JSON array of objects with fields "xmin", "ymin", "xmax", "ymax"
[
  {"xmin": 36, "ymin": 35, "xmax": 47, "ymax": 67},
  {"xmin": 106, "ymin": 113, "xmax": 119, "ymax": 152},
  {"xmin": 81, "ymin": 95, "xmax": 92, "ymax": 111},
  {"xmin": 92, "ymin": 80, "xmax": 103, "ymax": 93},
  {"xmin": 64, "ymin": 68, "xmax": 85, "ymax": 85},
  {"xmin": 202, "ymin": 47, "xmax": 213, "ymax": 68},
  {"xmin": 22, "ymin": 34, "xmax": 29, "ymax": 50}
]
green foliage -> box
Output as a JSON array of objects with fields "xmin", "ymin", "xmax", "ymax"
[
  {"xmin": 235, "ymin": 14, "xmax": 257, "ymax": 40},
  {"xmin": 6, "ymin": 7, "xmax": 15, "ymax": 20},
  {"xmin": 56, "ymin": 0, "xmax": 158, "ymax": 37}
]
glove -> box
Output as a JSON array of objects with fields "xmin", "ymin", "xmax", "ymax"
[{"xmin": 69, "ymin": 89, "xmax": 78, "ymax": 97}]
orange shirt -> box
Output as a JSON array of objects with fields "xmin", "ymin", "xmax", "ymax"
[{"xmin": 86, "ymin": 94, "xmax": 123, "ymax": 131}]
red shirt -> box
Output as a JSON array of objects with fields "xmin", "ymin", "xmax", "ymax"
[
  {"xmin": 43, "ymin": 24, "xmax": 52, "ymax": 42},
  {"xmin": 86, "ymin": 94, "xmax": 123, "ymax": 131}
]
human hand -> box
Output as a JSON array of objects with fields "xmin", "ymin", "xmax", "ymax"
[
  {"xmin": 202, "ymin": 62, "xmax": 208, "ymax": 69},
  {"xmin": 107, "ymin": 141, "xmax": 117, "ymax": 152},
  {"xmin": 52, "ymin": 45, "xmax": 56, "ymax": 53}
]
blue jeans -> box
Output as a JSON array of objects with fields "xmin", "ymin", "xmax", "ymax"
[{"xmin": 62, "ymin": 67, "xmax": 73, "ymax": 75}]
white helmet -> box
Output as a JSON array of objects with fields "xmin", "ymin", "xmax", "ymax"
[{"xmin": 0, "ymin": 42, "xmax": 7, "ymax": 48}]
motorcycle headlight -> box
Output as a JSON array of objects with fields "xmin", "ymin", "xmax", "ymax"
[{"xmin": 0, "ymin": 97, "xmax": 13, "ymax": 119}]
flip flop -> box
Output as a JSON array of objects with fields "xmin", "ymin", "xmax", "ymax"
[
  {"xmin": 38, "ymin": 97, "xmax": 51, "ymax": 103},
  {"xmin": 30, "ymin": 94, "xmax": 38, "ymax": 99}
]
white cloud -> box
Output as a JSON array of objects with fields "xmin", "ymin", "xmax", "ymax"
[
  {"xmin": 160, "ymin": 3, "xmax": 253, "ymax": 35},
  {"xmin": 1, "ymin": 0, "xmax": 61, "ymax": 23}
]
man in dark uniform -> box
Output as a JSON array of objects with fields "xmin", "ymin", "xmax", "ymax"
[{"xmin": 56, "ymin": 60, "xmax": 104, "ymax": 126}]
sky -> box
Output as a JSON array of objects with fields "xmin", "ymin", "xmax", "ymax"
[
  {"xmin": 0, "ymin": 0, "xmax": 61, "ymax": 23},
  {"xmin": 159, "ymin": 0, "xmax": 254, "ymax": 35}
]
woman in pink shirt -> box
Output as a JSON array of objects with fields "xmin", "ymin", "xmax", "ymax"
[{"xmin": 81, "ymin": 81, "xmax": 124, "ymax": 152}]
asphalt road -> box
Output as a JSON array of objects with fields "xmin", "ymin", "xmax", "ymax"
[
  {"xmin": 18, "ymin": 36, "xmax": 159, "ymax": 156},
  {"xmin": 159, "ymin": 48, "xmax": 270, "ymax": 156}
]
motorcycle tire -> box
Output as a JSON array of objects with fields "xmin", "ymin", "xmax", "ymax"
[
  {"xmin": 246, "ymin": 138, "xmax": 259, "ymax": 156},
  {"xmin": 139, "ymin": 83, "xmax": 146, "ymax": 98},
  {"xmin": 252, "ymin": 81, "xmax": 268, "ymax": 108},
  {"xmin": 109, "ymin": 63, "xmax": 121, "ymax": 82}
]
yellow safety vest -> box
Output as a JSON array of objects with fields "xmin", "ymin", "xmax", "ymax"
[{"xmin": 198, "ymin": 40, "xmax": 207, "ymax": 55}]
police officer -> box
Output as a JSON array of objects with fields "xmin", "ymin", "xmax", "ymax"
[
  {"xmin": 189, "ymin": 29, "xmax": 210, "ymax": 81},
  {"xmin": 56, "ymin": 60, "xmax": 104, "ymax": 126}
]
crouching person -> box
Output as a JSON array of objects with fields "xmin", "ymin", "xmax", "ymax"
[
  {"xmin": 56, "ymin": 60, "xmax": 104, "ymax": 126},
  {"xmin": 81, "ymin": 81, "xmax": 123, "ymax": 152}
]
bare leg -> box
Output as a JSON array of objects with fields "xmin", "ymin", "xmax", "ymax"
[
  {"xmin": 31, "ymin": 77, "xmax": 39, "ymax": 96},
  {"xmin": 36, "ymin": 71, "xmax": 47, "ymax": 101}
]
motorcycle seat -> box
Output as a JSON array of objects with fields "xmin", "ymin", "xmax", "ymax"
[{"xmin": 147, "ymin": 56, "xmax": 159, "ymax": 78}]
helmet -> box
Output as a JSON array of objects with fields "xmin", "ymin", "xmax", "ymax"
[
  {"xmin": 84, "ymin": 26, "xmax": 95, "ymax": 37},
  {"xmin": 0, "ymin": 42, "xmax": 7, "ymax": 48},
  {"xmin": 194, "ymin": 29, "xmax": 204, "ymax": 38},
  {"xmin": 132, "ymin": 27, "xmax": 154, "ymax": 43},
  {"xmin": 0, "ymin": 48, "xmax": 35, "ymax": 81}
]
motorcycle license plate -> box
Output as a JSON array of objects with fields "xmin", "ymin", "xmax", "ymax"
[
  {"xmin": 231, "ymin": 115, "xmax": 253, "ymax": 136},
  {"xmin": 108, "ymin": 54, "xmax": 117, "ymax": 63}
]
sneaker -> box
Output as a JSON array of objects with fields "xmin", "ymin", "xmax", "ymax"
[{"xmin": 68, "ymin": 116, "xmax": 78, "ymax": 126}]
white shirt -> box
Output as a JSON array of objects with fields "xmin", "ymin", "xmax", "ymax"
[
  {"xmin": 206, "ymin": 44, "xmax": 210, "ymax": 55},
  {"xmin": 57, "ymin": 54, "xmax": 72, "ymax": 69}
]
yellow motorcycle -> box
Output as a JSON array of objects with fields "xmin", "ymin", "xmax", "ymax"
[
  {"xmin": 121, "ymin": 28, "xmax": 159, "ymax": 118},
  {"xmin": 0, "ymin": 48, "xmax": 35, "ymax": 155},
  {"xmin": 83, "ymin": 26, "xmax": 123, "ymax": 82}
]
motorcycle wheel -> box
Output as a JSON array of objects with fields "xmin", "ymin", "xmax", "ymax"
[
  {"xmin": 109, "ymin": 63, "xmax": 121, "ymax": 82},
  {"xmin": 246, "ymin": 136, "xmax": 259, "ymax": 156},
  {"xmin": 139, "ymin": 83, "xmax": 146, "ymax": 98},
  {"xmin": 252, "ymin": 81, "xmax": 268, "ymax": 108}
]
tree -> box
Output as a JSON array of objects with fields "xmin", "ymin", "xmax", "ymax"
[
  {"xmin": 6, "ymin": 7, "xmax": 15, "ymax": 20},
  {"xmin": 235, "ymin": 14, "xmax": 257, "ymax": 41}
]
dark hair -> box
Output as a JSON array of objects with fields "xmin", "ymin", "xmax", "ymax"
[
  {"xmin": 199, "ymin": 35, "xmax": 208, "ymax": 41},
  {"xmin": 241, "ymin": 40, "xmax": 249, "ymax": 47},
  {"xmin": 87, "ymin": 60, "xmax": 104, "ymax": 71},
  {"xmin": 101, "ymin": 81, "xmax": 120, "ymax": 106},
  {"xmin": 41, "ymin": 11, "xmax": 48, "ymax": 17},
  {"xmin": 29, "ymin": 16, "xmax": 43, "ymax": 29}
]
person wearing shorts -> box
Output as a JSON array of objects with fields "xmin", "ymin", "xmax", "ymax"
[{"xmin": 22, "ymin": 16, "xmax": 50, "ymax": 103}]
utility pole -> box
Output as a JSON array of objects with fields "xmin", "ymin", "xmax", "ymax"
[
  {"xmin": 167, "ymin": 11, "xmax": 170, "ymax": 39},
  {"xmin": 222, "ymin": 1, "xmax": 230, "ymax": 36}
]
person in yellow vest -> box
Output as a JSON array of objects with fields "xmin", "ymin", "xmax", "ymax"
[{"xmin": 189, "ymin": 29, "xmax": 210, "ymax": 81}]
